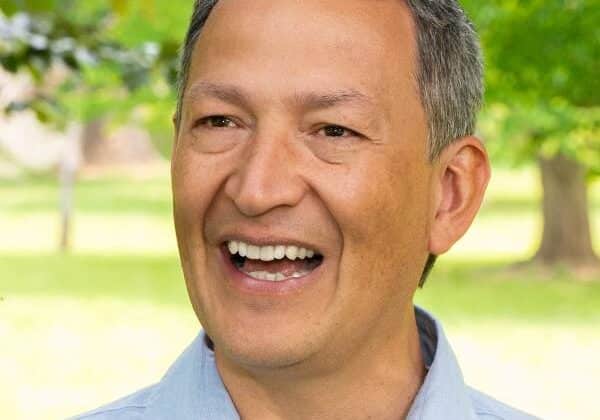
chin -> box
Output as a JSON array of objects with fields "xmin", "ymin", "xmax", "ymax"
[{"xmin": 211, "ymin": 325, "xmax": 317, "ymax": 370}]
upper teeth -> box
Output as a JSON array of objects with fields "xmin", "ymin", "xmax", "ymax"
[{"xmin": 227, "ymin": 240, "xmax": 316, "ymax": 261}]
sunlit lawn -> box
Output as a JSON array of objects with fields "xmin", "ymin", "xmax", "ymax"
[{"xmin": 1, "ymin": 165, "xmax": 599, "ymax": 419}]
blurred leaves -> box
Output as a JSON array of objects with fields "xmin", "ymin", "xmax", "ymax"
[
  {"xmin": 0, "ymin": 10, "xmax": 166, "ymax": 87},
  {"xmin": 110, "ymin": 0, "xmax": 128, "ymax": 16},
  {"xmin": 0, "ymin": 0, "xmax": 57, "ymax": 15},
  {"xmin": 0, "ymin": 0, "xmax": 186, "ymax": 151},
  {"xmin": 5, "ymin": 94, "xmax": 62, "ymax": 123},
  {"xmin": 481, "ymin": 102, "xmax": 600, "ymax": 178},
  {"xmin": 462, "ymin": 0, "xmax": 599, "ymax": 176}
]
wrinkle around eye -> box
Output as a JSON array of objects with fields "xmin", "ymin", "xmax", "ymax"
[{"xmin": 184, "ymin": 114, "xmax": 250, "ymax": 154}]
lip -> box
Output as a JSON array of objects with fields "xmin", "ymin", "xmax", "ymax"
[{"xmin": 218, "ymin": 244, "xmax": 325, "ymax": 296}]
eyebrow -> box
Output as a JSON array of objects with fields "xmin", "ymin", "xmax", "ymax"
[
  {"xmin": 185, "ymin": 82, "xmax": 250, "ymax": 108},
  {"xmin": 293, "ymin": 89, "xmax": 376, "ymax": 110},
  {"xmin": 184, "ymin": 81, "xmax": 376, "ymax": 111}
]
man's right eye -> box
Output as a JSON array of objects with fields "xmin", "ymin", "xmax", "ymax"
[{"xmin": 196, "ymin": 115, "xmax": 237, "ymax": 129}]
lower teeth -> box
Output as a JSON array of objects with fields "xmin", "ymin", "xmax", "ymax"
[
  {"xmin": 244, "ymin": 270, "xmax": 309, "ymax": 282},
  {"xmin": 230, "ymin": 252, "xmax": 323, "ymax": 282}
]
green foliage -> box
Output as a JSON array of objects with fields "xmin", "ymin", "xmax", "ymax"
[
  {"xmin": 481, "ymin": 101, "xmax": 600, "ymax": 176},
  {"xmin": 0, "ymin": 0, "xmax": 188, "ymax": 153},
  {"xmin": 470, "ymin": 0, "xmax": 599, "ymax": 107},
  {"xmin": 461, "ymin": 0, "xmax": 599, "ymax": 174},
  {"xmin": 0, "ymin": 0, "xmax": 57, "ymax": 15}
]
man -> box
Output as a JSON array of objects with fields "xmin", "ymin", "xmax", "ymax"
[{"xmin": 77, "ymin": 0, "xmax": 537, "ymax": 418}]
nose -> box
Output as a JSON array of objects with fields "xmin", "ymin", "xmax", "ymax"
[{"xmin": 224, "ymin": 131, "xmax": 307, "ymax": 217}]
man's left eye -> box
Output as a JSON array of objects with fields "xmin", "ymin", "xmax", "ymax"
[{"xmin": 319, "ymin": 125, "xmax": 359, "ymax": 138}]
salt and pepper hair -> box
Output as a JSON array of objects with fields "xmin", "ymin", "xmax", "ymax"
[
  {"xmin": 175, "ymin": 0, "xmax": 484, "ymax": 286},
  {"xmin": 406, "ymin": 0, "xmax": 483, "ymax": 160}
]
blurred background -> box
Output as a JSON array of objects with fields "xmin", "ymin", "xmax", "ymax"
[{"xmin": 0, "ymin": 1, "xmax": 598, "ymax": 419}]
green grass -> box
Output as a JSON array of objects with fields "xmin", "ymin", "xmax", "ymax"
[
  {"xmin": 418, "ymin": 258, "xmax": 600, "ymax": 323},
  {"xmin": 0, "ymin": 174, "xmax": 173, "ymax": 215},
  {"xmin": 0, "ymin": 253, "xmax": 186, "ymax": 305},
  {"xmin": 1, "ymin": 165, "xmax": 600, "ymax": 420}
]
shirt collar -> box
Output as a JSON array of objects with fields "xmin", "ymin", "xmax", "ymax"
[
  {"xmin": 144, "ymin": 333, "xmax": 239, "ymax": 419},
  {"xmin": 145, "ymin": 307, "xmax": 476, "ymax": 419},
  {"xmin": 407, "ymin": 307, "xmax": 477, "ymax": 419}
]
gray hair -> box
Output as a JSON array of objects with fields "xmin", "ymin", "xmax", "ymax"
[
  {"xmin": 406, "ymin": 0, "xmax": 484, "ymax": 160},
  {"xmin": 175, "ymin": 0, "xmax": 484, "ymax": 286}
]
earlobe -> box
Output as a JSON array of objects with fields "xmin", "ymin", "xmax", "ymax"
[{"xmin": 428, "ymin": 137, "xmax": 491, "ymax": 255}]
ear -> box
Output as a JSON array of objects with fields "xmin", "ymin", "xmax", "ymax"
[{"xmin": 429, "ymin": 136, "xmax": 491, "ymax": 255}]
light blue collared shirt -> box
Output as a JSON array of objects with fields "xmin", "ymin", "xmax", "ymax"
[{"xmin": 74, "ymin": 307, "xmax": 538, "ymax": 419}]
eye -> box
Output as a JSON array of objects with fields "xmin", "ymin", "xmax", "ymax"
[
  {"xmin": 196, "ymin": 115, "xmax": 238, "ymax": 129},
  {"xmin": 319, "ymin": 125, "xmax": 360, "ymax": 138}
]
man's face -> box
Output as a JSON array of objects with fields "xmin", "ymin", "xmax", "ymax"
[{"xmin": 172, "ymin": 0, "xmax": 435, "ymax": 369}]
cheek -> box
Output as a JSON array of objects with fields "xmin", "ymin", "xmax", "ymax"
[
  {"xmin": 171, "ymin": 146, "xmax": 233, "ymax": 255},
  {"xmin": 331, "ymin": 158, "xmax": 426, "ymax": 237},
  {"xmin": 319, "ymin": 154, "xmax": 430, "ymax": 285},
  {"xmin": 172, "ymin": 147, "xmax": 238, "ymax": 319}
]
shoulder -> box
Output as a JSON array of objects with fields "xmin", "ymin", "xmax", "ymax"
[
  {"xmin": 468, "ymin": 387, "xmax": 540, "ymax": 420},
  {"xmin": 69, "ymin": 384, "xmax": 157, "ymax": 420}
]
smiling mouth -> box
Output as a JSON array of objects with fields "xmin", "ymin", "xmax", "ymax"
[{"xmin": 225, "ymin": 240, "xmax": 324, "ymax": 282}]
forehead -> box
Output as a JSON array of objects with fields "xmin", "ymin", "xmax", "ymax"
[
  {"xmin": 185, "ymin": 0, "xmax": 419, "ymax": 115},
  {"xmin": 204, "ymin": 0, "xmax": 415, "ymax": 41}
]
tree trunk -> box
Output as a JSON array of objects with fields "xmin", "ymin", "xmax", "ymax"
[
  {"xmin": 81, "ymin": 118, "xmax": 106, "ymax": 165},
  {"xmin": 534, "ymin": 153, "xmax": 598, "ymax": 265},
  {"xmin": 59, "ymin": 158, "xmax": 75, "ymax": 252},
  {"xmin": 58, "ymin": 127, "xmax": 81, "ymax": 252}
]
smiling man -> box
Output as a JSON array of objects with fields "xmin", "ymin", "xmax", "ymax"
[{"xmin": 77, "ymin": 1, "xmax": 537, "ymax": 419}]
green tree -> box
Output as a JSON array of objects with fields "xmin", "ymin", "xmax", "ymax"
[
  {"xmin": 464, "ymin": 0, "xmax": 600, "ymax": 267},
  {"xmin": 0, "ymin": 0, "xmax": 190, "ymax": 249},
  {"xmin": 0, "ymin": 0, "xmax": 186, "ymax": 137}
]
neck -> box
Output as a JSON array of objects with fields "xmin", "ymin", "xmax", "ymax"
[{"xmin": 215, "ymin": 307, "xmax": 425, "ymax": 420}]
